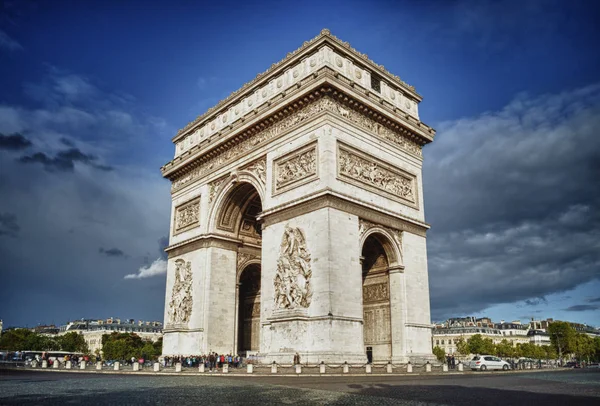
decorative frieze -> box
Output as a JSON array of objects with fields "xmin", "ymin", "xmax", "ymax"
[
  {"xmin": 338, "ymin": 142, "xmax": 418, "ymax": 208},
  {"xmin": 174, "ymin": 197, "xmax": 200, "ymax": 234},
  {"xmin": 274, "ymin": 226, "xmax": 312, "ymax": 310},
  {"xmin": 170, "ymin": 97, "xmax": 422, "ymax": 193},
  {"xmin": 273, "ymin": 141, "xmax": 318, "ymax": 194},
  {"xmin": 363, "ymin": 283, "xmax": 389, "ymax": 303},
  {"xmin": 168, "ymin": 259, "xmax": 193, "ymax": 325}
]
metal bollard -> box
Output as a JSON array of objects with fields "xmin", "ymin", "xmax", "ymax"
[
  {"xmin": 96, "ymin": 361, "xmax": 102, "ymax": 370},
  {"xmin": 80, "ymin": 361, "xmax": 86, "ymax": 370},
  {"xmin": 386, "ymin": 362, "xmax": 393, "ymax": 373},
  {"xmin": 425, "ymin": 362, "xmax": 431, "ymax": 372},
  {"xmin": 198, "ymin": 363, "xmax": 205, "ymax": 373},
  {"xmin": 407, "ymin": 362, "xmax": 413, "ymax": 373},
  {"xmin": 133, "ymin": 362, "xmax": 139, "ymax": 371},
  {"xmin": 42, "ymin": 360, "xmax": 48, "ymax": 368},
  {"xmin": 343, "ymin": 362, "xmax": 349, "ymax": 374},
  {"xmin": 175, "ymin": 362, "xmax": 182, "ymax": 372},
  {"xmin": 366, "ymin": 364, "xmax": 372, "ymax": 374},
  {"xmin": 271, "ymin": 362, "xmax": 277, "ymax": 374},
  {"xmin": 223, "ymin": 363, "xmax": 229, "ymax": 373},
  {"xmin": 66, "ymin": 361, "xmax": 72, "ymax": 369},
  {"xmin": 114, "ymin": 361, "xmax": 120, "ymax": 371},
  {"xmin": 458, "ymin": 362, "xmax": 463, "ymax": 372},
  {"xmin": 320, "ymin": 362, "xmax": 326, "ymax": 374},
  {"xmin": 443, "ymin": 364, "xmax": 448, "ymax": 372},
  {"xmin": 295, "ymin": 364, "xmax": 302, "ymax": 374}
]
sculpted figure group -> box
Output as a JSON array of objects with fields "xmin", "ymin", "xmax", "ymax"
[
  {"xmin": 274, "ymin": 226, "xmax": 313, "ymax": 310},
  {"xmin": 168, "ymin": 259, "xmax": 194, "ymax": 325}
]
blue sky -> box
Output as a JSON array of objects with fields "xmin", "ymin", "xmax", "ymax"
[{"xmin": 0, "ymin": 0, "xmax": 599, "ymax": 328}]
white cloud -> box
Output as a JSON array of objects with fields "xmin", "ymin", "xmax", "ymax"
[{"xmin": 124, "ymin": 258, "xmax": 167, "ymax": 279}]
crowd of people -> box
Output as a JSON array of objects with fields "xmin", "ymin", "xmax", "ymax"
[{"xmin": 161, "ymin": 353, "xmax": 244, "ymax": 370}]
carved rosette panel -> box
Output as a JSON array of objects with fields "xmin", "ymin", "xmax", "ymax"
[
  {"xmin": 273, "ymin": 142, "xmax": 318, "ymax": 194},
  {"xmin": 174, "ymin": 197, "xmax": 200, "ymax": 235},
  {"xmin": 359, "ymin": 219, "xmax": 404, "ymax": 262},
  {"xmin": 338, "ymin": 142, "xmax": 418, "ymax": 208},
  {"xmin": 273, "ymin": 226, "xmax": 312, "ymax": 310},
  {"xmin": 168, "ymin": 259, "xmax": 194, "ymax": 326},
  {"xmin": 171, "ymin": 97, "xmax": 422, "ymax": 193},
  {"xmin": 243, "ymin": 157, "xmax": 267, "ymax": 185}
]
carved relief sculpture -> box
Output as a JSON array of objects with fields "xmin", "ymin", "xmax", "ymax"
[
  {"xmin": 244, "ymin": 158, "xmax": 267, "ymax": 185},
  {"xmin": 208, "ymin": 177, "xmax": 227, "ymax": 204},
  {"xmin": 274, "ymin": 142, "xmax": 318, "ymax": 194},
  {"xmin": 174, "ymin": 197, "xmax": 200, "ymax": 234},
  {"xmin": 168, "ymin": 259, "xmax": 194, "ymax": 325},
  {"xmin": 338, "ymin": 143, "xmax": 417, "ymax": 207},
  {"xmin": 363, "ymin": 283, "xmax": 389, "ymax": 303},
  {"xmin": 274, "ymin": 226, "xmax": 313, "ymax": 309}
]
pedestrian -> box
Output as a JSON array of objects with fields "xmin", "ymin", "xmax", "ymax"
[{"xmin": 451, "ymin": 355, "xmax": 456, "ymax": 369}]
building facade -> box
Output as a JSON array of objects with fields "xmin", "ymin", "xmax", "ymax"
[
  {"xmin": 160, "ymin": 29, "xmax": 436, "ymax": 364},
  {"xmin": 61, "ymin": 319, "xmax": 163, "ymax": 355}
]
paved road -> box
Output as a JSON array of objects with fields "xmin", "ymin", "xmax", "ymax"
[{"xmin": 0, "ymin": 368, "xmax": 598, "ymax": 405}]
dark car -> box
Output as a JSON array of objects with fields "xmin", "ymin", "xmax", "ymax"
[{"xmin": 565, "ymin": 361, "xmax": 580, "ymax": 368}]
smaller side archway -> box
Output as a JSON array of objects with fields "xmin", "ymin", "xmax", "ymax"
[
  {"xmin": 360, "ymin": 231, "xmax": 398, "ymax": 363},
  {"xmin": 237, "ymin": 263, "xmax": 261, "ymax": 355}
]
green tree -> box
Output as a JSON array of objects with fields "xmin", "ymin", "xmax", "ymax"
[
  {"xmin": 432, "ymin": 346, "xmax": 446, "ymax": 362},
  {"xmin": 0, "ymin": 329, "xmax": 33, "ymax": 350},
  {"xmin": 58, "ymin": 332, "xmax": 88, "ymax": 353},
  {"xmin": 495, "ymin": 339, "xmax": 515, "ymax": 358},
  {"xmin": 467, "ymin": 334, "xmax": 496, "ymax": 355},
  {"xmin": 547, "ymin": 321, "xmax": 576, "ymax": 358},
  {"xmin": 101, "ymin": 332, "xmax": 160, "ymax": 361},
  {"xmin": 455, "ymin": 337, "xmax": 469, "ymax": 356}
]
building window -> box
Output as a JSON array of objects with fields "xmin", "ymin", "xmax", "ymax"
[
  {"xmin": 436, "ymin": 340, "xmax": 439, "ymax": 345},
  {"xmin": 370, "ymin": 73, "xmax": 382, "ymax": 93},
  {"xmin": 441, "ymin": 340, "xmax": 445, "ymax": 345}
]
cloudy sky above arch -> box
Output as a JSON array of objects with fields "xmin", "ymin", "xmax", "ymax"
[{"xmin": 0, "ymin": 0, "xmax": 599, "ymax": 328}]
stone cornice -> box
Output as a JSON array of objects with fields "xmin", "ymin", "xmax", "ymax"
[
  {"xmin": 173, "ymin": 29, "xmax": 422, "ymax": 142},
  {"xmin": 258, "ymin": 188, "xmax": 429, "ymax": 237},
  {"xmin": 162, "ymin": 71, "xmax": 435, "ymax": 190}
]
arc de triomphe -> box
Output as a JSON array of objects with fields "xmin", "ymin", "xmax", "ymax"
[{"xmin": 160, "ymin": 29, "xmax": 436, "ymax": 364}]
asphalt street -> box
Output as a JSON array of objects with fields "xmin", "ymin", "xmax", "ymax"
[{"xmin": 0, "ymin": 368, "xmax": 598, "ymax": 405}]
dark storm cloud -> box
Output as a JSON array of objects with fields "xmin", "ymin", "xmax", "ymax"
[
  {"xmin": 524, "ymin": 297, "xmax": 547, "ymax": 306},
  {"xmin": 425, "ymin": 84, "xmax": 600, "ymax": 320},
  {"xmin": 0, "ymin": 133, "xmax": 31, "ymax": 150},
  {"xmin": 18, "ymin": 147, "xmax": 114, "ymax": 172},
  {"xmin": 563, "ymin": 304, "xmax": 600, "ymax": 312},
  {"xmin": 158, "ymin": 236, "xmax": 169, "ymax": 260},
  {"xmin": 99, "ymin": 247, "xmax": 126, "ymax": 258},
  {"xmin": 588, "ymin": 297, "xmax": 600, "ymax": 303},
  {"xmin": 0, "ymin": 213, "xmax": 19, "ymax": 237}
]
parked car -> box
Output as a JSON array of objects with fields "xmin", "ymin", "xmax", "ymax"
[
  {"xmin": 469, "ymin": 355, "xmax": 511, "ymax": 371},
  {"xmin": 564, "ymin": 361, "xmax": 581, "ymax": 368}
]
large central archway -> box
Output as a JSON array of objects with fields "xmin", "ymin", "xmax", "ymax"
[
  {"xmin": 211, "ymin": 177, "xmax": 264, "ymax": 356},
  {"xmin": 361, "ymin": 234, "xmax": 393, "ymax": 363}
]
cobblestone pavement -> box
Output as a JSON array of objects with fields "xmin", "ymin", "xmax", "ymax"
[{"xmin": 0, "ymin": 368, "xmax": 598, "ymax": 405}]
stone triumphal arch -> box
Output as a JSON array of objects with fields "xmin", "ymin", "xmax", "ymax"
[{"xmin": 161, "ymin": 29, "xmax": 436, "ymax": 363}]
